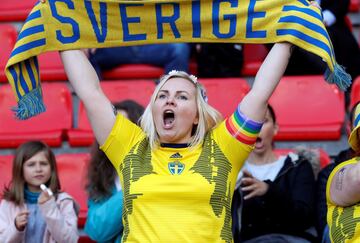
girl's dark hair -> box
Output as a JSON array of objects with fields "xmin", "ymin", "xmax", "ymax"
[
  {"xmin": 267, "ymin": 104, "xmax": 276, "ymax": 124},
  {"xmin": 86, "ymin": 100, "xmax": 144, "ymax": 201},
  {"xmin": 113, "ymin": 100, "xmax": 144, "ymax": 125},
  {"xmin": 2, "ymin": 141, "xmax": 60, "ymax": 205},
  {"xmin": 267, "ymin": 104, "xmax": 277, "ymax": 149}
]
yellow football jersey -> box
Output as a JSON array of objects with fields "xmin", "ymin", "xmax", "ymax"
[{"xmin": 101, "ymin": 107, "xmax": 262, "ymax": 242}]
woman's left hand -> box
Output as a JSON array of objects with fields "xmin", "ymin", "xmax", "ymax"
[
  {"xmin": 38, "ymin": 190, "xmax": 52, "ymax": 204},
  {"xmin": 241, "ymin": 170, "xmax": 269, "ymax": 200}
]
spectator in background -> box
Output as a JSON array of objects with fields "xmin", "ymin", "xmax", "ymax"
[
  {"xmin": 326, "ymin": 102, "xmax": 360, "ymax": 242},
  {"xmin": 84, "ymin": 100, "xmax": 144, "ymax": 243},
  {"xmin": 0, "ymin": 141, "xmax": 79, "ymax": 243},
  {"xmin": 317, "ymin": 101, "xmax": 360, "ymax": 242},
  {"xmin": 195, "ymin": 43, "xmax": 244, "ymax": 78},
  {"xmin": 85, "ymin": 44, "xmax": 190, "ymax": 79},
  {"xmin": 233, "ymin": 105, "xmax": 317, "ymax": 243}
]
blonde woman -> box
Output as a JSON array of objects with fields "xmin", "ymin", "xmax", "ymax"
[{"xmin": 60, "ymin": 41, "xmax": 292, "ymax": 242}]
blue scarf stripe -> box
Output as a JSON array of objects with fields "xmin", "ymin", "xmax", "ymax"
[
  {"xmin": 10, "ymin": 39, "xmax": 46, "ymax": 58},
  {"xmin": 283, "ymin": 6, "xmax": 322, "ymax": 21},
  {"xmin": 9, "ymin": 66, "xmax": 22, "ymax": 99},
  {"xmin": 17, "ymin": 25, "xmax": 45, "ymax": 41},
  {"xmin": 32, "ymin": 57, "xmax": 40, "ymax": 87},
  {"xmin": 277, "ymin": 29, "xmax": 332, "ymax": 60},
  {"xmin": 279, "ymin": 16, "xmax": 334, "ymax": 55},
  {"xmin": 355, "ymin": 114, "xmax": 360, "ymax": 128},
  {"xmin": 279, "ymin": 16, "xmax": 329, "ymax": 41},
  {"xmin": 19, "ymin": 63, "xmax": 30, "ymax": 94},
  {"xmin": 278, "ymin": 15, "xmax": 334, "ymax": 57},
  {"xmin": 25, "ymin": 59, "xmax": 37, "ymax": 89},
  {"xmin": 297, "ymin": 0, "xmax": 310, "ymax": 6},
  {"xmin": 26, "ymin": 10, "xmax": 41, "ymax": 22}
]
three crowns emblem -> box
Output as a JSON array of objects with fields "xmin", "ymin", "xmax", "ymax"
[{"xmin": 168, "ymin": 153, "xmax": 184, "ymax": 175}]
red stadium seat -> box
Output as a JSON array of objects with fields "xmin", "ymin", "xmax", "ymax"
[
  {"xmin": 349, "ymin": 0, "xmax": 360, "ymax": 12},
  {"xmin": 37, "ymin": 54, "xmax": 196, "ymax": 82},
  {"xmin": 38, "ymin": 51, "xmax": 67, "ymax": 81},
  {"xmin": 0, "ymin": 0, "xmax": 37, "ymax": 22},
  {"xmin": 344, "ymin": 16, "xmax": 353, "ymax": 32},
  {"xmin": 56, "ymin": 153, "xmax": 90, "ymax": 228},
  {"xmin": 350, "ymin": 76, "xmax": 360, "ymax": 109},
  {"xmin": 274, "ymin": 148, "xmax": 331, "ymax": 169},
  {"xmin": 0, "ymin": 155, "xmax": 13, "ymax": 199},
  {"xmin": 67, "ymin": 80, "xmax": 155, "ymax": 146},
  {"xmin": 201, "ymin": 78, "xmax": 250, "ymax": 118},
  {"xmin": 78, "ymin": 236, "xmax": 96, "ymax": 243},
  {"xmin": 241, "ymin": 44, "xmax": 268, "ymax": 76},
  {"xmin": 103, "ymin": 64, "xmax": 163, "ymax": 80},
  {"xmin": 269, "ymin": 75, "xmax": 345, "ymax": 140},
  {"xmin": 0, "ymin": 24, "xmax": 17, "ymax": 83},
  {"xmin": 0, "ymin": 83, "xmax": 72, "ymax": 148}
]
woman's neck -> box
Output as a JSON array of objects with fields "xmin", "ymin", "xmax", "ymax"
[{"xmin": 248, "ymin": 150, "xmax": 277, "ymax": 165}]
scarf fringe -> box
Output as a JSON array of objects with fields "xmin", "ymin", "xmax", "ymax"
[
  {"xmin": 13, "ymin": 87, "xmax": 46, "ymax": 120},
  {"xmin": 324, "ymin": 63, "xmax": 352, "ymax": 91}
]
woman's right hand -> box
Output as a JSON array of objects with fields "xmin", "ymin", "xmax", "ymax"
[{"xmin": 14, "ymin": 211, "xmax": 29, "ymax": 231}]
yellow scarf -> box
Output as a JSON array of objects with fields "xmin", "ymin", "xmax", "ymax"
[{"xmin": 5, "ymin": 0, "xmax": 351, "ymax": 119}]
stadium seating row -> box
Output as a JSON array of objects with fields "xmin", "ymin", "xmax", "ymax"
[{"xmin": 0, "ymin": 76, "xmax": 350, "ymax": 148}]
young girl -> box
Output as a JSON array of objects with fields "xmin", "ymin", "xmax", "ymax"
[{"xmin": 0, "ymin": 141, "xmax": 79, "ymax": 243}]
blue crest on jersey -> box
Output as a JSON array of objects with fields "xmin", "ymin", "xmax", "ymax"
[{"xmin": 168, "ymin": 161, "xmax": 185, "ymax": 175}]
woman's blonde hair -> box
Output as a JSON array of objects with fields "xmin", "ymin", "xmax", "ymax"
[{"xmin": 140, "ymin": 71, "xmax": 223, "ymax": 149}]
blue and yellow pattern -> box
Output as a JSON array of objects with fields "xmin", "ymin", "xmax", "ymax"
[{"xmin": 5, "ymin": 0, "xmax": 351, "ymax": 119}]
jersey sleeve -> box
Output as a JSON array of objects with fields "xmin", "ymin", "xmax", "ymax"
[
  {"xmin": 100, "ymin": 114, "xmax": 146, "ymax": 172},
  {"xmin": 326, "ymin": 158, "xmax": 358, "ymax": 205},
  {"xmin": 326, "ymin": 158, "xmax": 360, "ymax": 243}
]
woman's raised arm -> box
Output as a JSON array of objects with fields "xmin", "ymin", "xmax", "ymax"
[
  {"xmin": 240, "ymin": 42, "xmax": 292, "ymax": 122},
  {"xmin": 60, "ymin": 50, "xmax": 115, "ymax": 145}
]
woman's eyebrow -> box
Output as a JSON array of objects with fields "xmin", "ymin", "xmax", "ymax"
[{"xmin": 158, "ymin": 90, "xmax": 190, "ymax": 95}]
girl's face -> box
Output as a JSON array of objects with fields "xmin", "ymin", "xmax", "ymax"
[
  {"xmin": 253, "ymin": 109, "xmax": 278, "ymax": 155},
  {"xmin": 23, "ymin": 151, "xmax": 51, "ymax": 192},
  {"xmin": 153, "ymin": 77, "xmax": 199, "ymax": 144}
]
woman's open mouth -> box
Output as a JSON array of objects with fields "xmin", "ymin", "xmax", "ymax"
[{"xmin": 163, "ymin": 110, "xmax": 175, "ymax": 129}]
